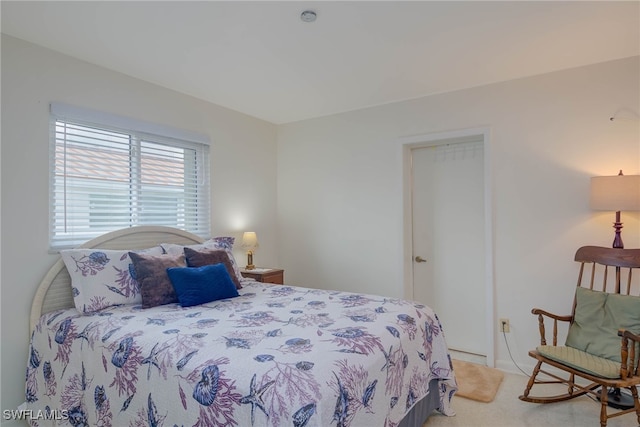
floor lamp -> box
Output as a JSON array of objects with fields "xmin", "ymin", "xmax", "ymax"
[
  {"xmin": 590, "ymin": 170, "xmax": 640, "ymax": 409},
  {"xmin": 590, "ymin": 170, "xmax": 640, "ymax": 249}
]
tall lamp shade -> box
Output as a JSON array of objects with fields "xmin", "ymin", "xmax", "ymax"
[
  {"xmin": 590, "ymin": 171, "xmax": 640, "ymax": 248},
  {"xmin": 241, "ymin": 232, "xmax": 259, "ymax": 270}
]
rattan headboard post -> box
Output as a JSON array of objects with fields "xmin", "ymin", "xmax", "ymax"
[{"xmin": 30, "ymin": 226, "xmax": 205, "ymax": 331}]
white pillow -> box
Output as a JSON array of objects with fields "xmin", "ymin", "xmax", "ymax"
[
  {"xmin": 61, "ymin": 246, "xmax": 163, "ymax": 314},
  {"xmin": 161, "ymin": 237, "xmax": 243, "ymax": 283}
]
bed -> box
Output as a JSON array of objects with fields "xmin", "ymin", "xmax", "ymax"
[{"xmin": 25, "ymin": 226, "xmax": 457, "ymax": 426}]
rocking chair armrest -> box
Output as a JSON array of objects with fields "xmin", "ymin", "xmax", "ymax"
[
  {"xmin": 530, "ymin": 308, "xmax": 572, "ymax": 322},
  {"xmin": 618, "ymin": 329, "xmax": 640, "ymax": 379},
  {"xmin": 530, "ymin": 308, "xmax": 572, "ymax": 346},
  {"xmin": 618, "ymin": 329, "xmax": 640, "ymax": 342}
]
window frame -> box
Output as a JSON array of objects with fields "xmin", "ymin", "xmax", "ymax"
[{"xmin": 49, "ymin": 103, "xmax": 211, "ymax": 250}]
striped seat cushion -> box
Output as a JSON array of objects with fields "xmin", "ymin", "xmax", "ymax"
[{"xmin": 537, "ymin": 345, "xmax": 621, "ymax": 379}]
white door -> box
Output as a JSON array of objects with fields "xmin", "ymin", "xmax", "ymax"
[{"xmin": 411, "ymin": 139, "xmax": 486, "ymax": 356}]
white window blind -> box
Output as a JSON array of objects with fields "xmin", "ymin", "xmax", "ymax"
[{"xmin": 49, "ymin": 104, "xmax": 211, "ymax": 249}]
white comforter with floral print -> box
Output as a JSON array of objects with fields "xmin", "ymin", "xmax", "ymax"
[{"xmin": 26, "ymin": 282, "xmax": 456, "ymax": 426}]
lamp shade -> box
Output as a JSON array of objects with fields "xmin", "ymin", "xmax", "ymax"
[
  {"xmin": 590, "ymin": 174, "xmax": 640, "ymax": 211},
  {"xmin": 241, "ymin": 232, "xmax": 259, "ymax": 250}
]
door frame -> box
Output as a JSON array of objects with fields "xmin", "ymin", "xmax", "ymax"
[{"xmin": 398, "ymin": 127, "xmax": 495, "ymax": 367}]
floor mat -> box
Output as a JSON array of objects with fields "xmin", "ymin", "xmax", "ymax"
[{"xmin": 452, "ymin": 359, "xmax": 504, "ymax": 403}]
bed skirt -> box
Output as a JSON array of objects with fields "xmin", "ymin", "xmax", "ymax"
[{"xmin": 398, "ymin": 379, "xmax": 443, "ymax": 427}]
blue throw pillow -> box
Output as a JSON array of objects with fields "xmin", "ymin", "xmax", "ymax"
[{"xmin": 166, "ymin": 263, "xmax": 239, "ymax": 307}]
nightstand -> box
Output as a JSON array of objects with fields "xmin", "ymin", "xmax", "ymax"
[{"xmin": 240, "ymin": 268, "xmax": 284, "ymax": 285}]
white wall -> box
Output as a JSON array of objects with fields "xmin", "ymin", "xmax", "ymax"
[
  {"xmin": 0, "ymin": 35, "xmax": 278, "ymax": 415},
  {"xmin": 277, "ymin": 56, "xmax": 640, "ymax": 372}
]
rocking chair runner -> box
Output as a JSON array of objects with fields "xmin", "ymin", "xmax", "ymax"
[{"xmin": 519, "ymin": 246, "xmax": 640, "ymax": 427}]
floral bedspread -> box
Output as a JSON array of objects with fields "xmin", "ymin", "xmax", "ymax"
[{"xmin": 26, "ymin": 282, "xmax": 457, "ymax": 426}]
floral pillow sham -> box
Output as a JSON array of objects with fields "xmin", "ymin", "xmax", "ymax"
[{"xmin": 60, "ymin": 246, "xmax": 163, "ymax": 314}]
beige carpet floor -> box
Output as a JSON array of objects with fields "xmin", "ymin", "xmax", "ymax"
[{"xmin": 424, "ymin": 370, "xmax": 638, "ymax": 427}]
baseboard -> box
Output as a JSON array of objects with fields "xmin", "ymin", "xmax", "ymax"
[{"xmin": 495, "ymin": 358, "xmax": 532, "ymax": 376}]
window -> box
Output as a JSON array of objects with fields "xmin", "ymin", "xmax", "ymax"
[{"xmin": 50, "ymin": 104, "xmax": 210, "ymax": 249}]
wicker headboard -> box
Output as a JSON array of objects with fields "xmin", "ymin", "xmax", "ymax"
[{"xmin": 30, "ymin": 226, "xmax": 205, "ymax": 331}]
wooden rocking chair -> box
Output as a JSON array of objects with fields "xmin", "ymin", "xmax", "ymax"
[{"xmin": 519, "ymin": 246, "xmax": 640, "ymax": 427}]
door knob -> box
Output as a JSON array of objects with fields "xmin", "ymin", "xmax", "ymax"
[{"xmin": 415, "ymin": 256, "xmax": 427, "ymax": 263}]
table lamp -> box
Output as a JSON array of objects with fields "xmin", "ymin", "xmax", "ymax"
[{"xmin": 241, "ymin": 232, "xmax": 259, "ymax": 270}]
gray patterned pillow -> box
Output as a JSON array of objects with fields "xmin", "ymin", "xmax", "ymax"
[
  {"xmin": 184, "ymin": 247, "xmax": 242, "ymax": 289},
  {"xmin": 161, "ymin": 236, "xmax": 243, "ymax": 283},
  {"xmin": 129, "ymin": 252, "xmax": 186, "ymax": 309}
]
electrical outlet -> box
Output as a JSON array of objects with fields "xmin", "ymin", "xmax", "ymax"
[{"xmin": 499, "ymin": 318, "xmax": 510, "ymax": 333}]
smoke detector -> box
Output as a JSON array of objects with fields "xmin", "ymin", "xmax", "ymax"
[{"xmin": 300, "ymin": 10, "xmax": 317, "ymax": 23}]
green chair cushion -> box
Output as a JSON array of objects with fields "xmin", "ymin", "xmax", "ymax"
[
  {"xmin": 565, "ymin": 287, "xmax": 640, "ymax": 363},
  {"xmin": 537, "ymin": 345, "xmax": 621, "ymax": 379}
]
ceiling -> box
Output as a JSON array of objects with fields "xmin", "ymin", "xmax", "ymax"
[{"xmin": 2, "ymin": 1, "xmax": 638, "ymax": 124}]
